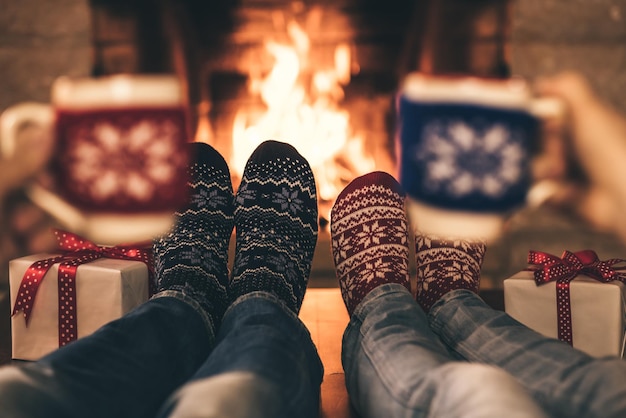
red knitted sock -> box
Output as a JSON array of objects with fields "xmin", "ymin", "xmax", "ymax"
[
  {"xmin": 415, "ymin": 234, "xmax": 486, "ymax": 312},
  {"xmin": 331, "ymin": 171, "xmax": 410, "ymax": 315}
]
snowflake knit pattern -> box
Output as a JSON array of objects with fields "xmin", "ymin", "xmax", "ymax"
[
  {"xmin": 331, "ymin": 171, "xmax": 410, "ymax": 316},
  {"xmin": 153, "ymin": 142, "xmax": 234, "ymax": 331},
  {"xmin": 415, "ymin": 235, "xmax": 486, "ymax": 312},
  {"xmin": 230, "ymin": 140, "xmax": 318, "ymax": 314}
]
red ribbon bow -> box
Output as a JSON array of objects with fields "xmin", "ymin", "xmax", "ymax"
[
  {"xmin": 527, "ymin": 249, "xmax": 626, "ymax": 345},
  {"xmin": 12, "ymin": 229, "xmax": 154, "ymax": 347}
]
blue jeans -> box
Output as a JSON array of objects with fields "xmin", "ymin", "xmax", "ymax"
[
  {"xmin": 430, "ymin": 290, "xmax": 626, "ymax": 418},
  {"xmin": 0, "ymin": 291, "xmax": 323, "ymax": 418},
  {"xmin": 344, "ymin": 283, "xmax": 626, "ymax": 418},
  {"xmin": 343, "ymin": 283, "xmax": 547, "ymax": 418}
]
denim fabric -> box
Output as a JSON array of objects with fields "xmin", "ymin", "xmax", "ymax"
[
  {"xmin": 0, "ymin": 294, "xmax": 212, "ymax": 418},
  {"xmin": 343, "ymin": 283, "xmax": 546, "ymax": 418},
  {"xmin": 0, "ymin": 290, "xmax": 323, "ymax": 418},
  {"xmin": 430, "ymin": 290, "xmax": 626, "ymax": 418},
  {"xmin": 162, "ymin": 371, "xmax": 282, "ymax": 418},
  {"xmin": 158, "ymin": 291, "xmax": 324, "ymax": 418}
]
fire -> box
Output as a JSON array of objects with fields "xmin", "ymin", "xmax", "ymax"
[{"xmin": 231, "ymin": 19, "xmax": 375, "ymax": 220}]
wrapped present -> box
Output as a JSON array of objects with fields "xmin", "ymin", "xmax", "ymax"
[
  {"xmin": 504, "ymin": 250, "xmax": 626, "ymax": 358},
  {"xmin": 10, "ymin": 230, "xmax": 153, "ymax": 360}
]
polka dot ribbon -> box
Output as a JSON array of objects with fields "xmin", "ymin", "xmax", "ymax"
[
  {"xmin": 527, "ymin": 249, "xmax": 626, "ymax": 346},
  {"xmin": 11, "ymin": 229, "xmax": 155, "ymax": 347}
]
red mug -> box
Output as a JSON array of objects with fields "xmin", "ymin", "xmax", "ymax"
[{"xmin": 1, "ymin": 75, "xmax": 190, "ymax": 244}]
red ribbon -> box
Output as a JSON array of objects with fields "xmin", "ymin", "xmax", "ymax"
[
  {"xmin": 527, "ymin": 249, "xmax": 626, "ymax": 346},
  {"xmin": 12, "ymin": 229, "xmax": 154, "ymax": 347}
]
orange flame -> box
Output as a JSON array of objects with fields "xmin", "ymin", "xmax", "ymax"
[{"xmin": 232, "ymin": 20, "xmax": 375, "ymax": 217}]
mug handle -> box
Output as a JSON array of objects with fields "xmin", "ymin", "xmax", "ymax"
[
  {"xmin": 1, "ymin": 102, "xmax": 54, "ymax": 159},
  {"xmin": 0, "ymin": 102, "xmax": 87, "ymax": 231}
]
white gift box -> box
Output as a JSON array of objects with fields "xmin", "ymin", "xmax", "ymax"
[
  {"xmin": 10, "ymin": 253, "xmax": 149, "ymax": 360},
  {"xmin": 504, "ymin": 271, "xmax": 626, "ymax": 358}
]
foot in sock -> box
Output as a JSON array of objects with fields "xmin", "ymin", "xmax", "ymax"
[
  {"xmin": 414, "ymin": 234, "xmax": 486, "ymax": 312},
  {"xmin": 153, "ymin": 142, "xmax": 234, "ymax": 330},
  {"xmin": 331, "ymin": 171, "xmax": 410, "ymax": 316},
  {"xmin": 230, "ymin": 140, "xmax": 318, "ymax": 314}
]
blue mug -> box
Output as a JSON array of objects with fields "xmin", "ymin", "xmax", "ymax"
[{"xmin": 397, "ymin": 73, "xmax": 560, "ymax": 240}]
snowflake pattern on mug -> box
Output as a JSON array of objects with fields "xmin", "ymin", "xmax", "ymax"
[
  {"xmin": 414, "ymin": 120, "xmax": 526, "ymax": 198},
  {"xmin": 67, "ymin": 118, "xmax": 183, "ymax": 204}
]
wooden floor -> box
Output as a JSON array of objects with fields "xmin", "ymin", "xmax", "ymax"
[{"xmin": 300, "ymin": 288, "xmax": 356, "ymax": 418}]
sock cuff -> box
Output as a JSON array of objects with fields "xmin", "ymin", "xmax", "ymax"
[{"xmin": 152, "ymin": 290, "xmax": 216, "ymax": 342}]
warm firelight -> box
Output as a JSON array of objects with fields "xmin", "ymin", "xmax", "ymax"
[{"xmin": 231, "ymin": 19, "xmax": 375, "ymax": 221}]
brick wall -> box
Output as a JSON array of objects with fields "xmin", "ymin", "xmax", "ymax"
[
  {"xmin": 0, "ymin": 0, "xmax": 92, "ymax": 112},
  {"xmin": 1, "ymin": 0, "xmax": 625, "ymax": 113},
  {"xmin": 511, "ymin": 0, "xmax": 626, "ymax": 113}
]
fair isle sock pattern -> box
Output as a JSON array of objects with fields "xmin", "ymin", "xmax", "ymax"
[
  {"xmin": 331, "ymin": 171, "xmax": 410, "ymax": 316},
  {"xmin": 230, "ymin": 140, "xmax": 318, "ymax": 314},
  {"xmin": 153, "ymin": 142, "xmax": 234, "ymax": 330},
  {"xmin": 415, "ymin": 234, "xmax": 486, "ymax": 312}
]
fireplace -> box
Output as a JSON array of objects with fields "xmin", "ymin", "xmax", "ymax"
[
  {"xmin": 89, "ymin": 0, "xmax": 511, "ymax": 281},
  {"xmin": 91, "ymin": 0, "xmax": 509, "ymax": 210}
]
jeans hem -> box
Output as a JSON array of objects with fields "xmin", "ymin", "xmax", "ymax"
[
  {"xmin": 226, "ymin": 291, "xmax": 301, "ymax": 323},
  {"xmin": 351, "ymin": 282, "xmax": 413, "ymax": 320},
  {"xmin": 152, "ymin": 290, "xmax": 215, "ymax": 343}
]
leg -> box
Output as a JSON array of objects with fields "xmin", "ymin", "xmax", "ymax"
[
  {"xmin": 429, "ymin": 290, "xmax": 626, "ymax": 418},
  {"xmin": 160, "ymin": 292, "xmax": 323, "ymax": 418},
  {"xmin": 0, "ymin": 142, "xmax": 234, "ymax": 418},
  {"xmin": 159, "ymin": 140, "xmax": 323, "ymax": 418},
  {"xmin": 344, "ymin": 284, "xmax": 547, "ymax": 418},
  {"xmin": 332, "ymin": 172, "xmax": 546, "ymax": 418},
  {"xmin": 0, "ymin": 297, "xmax": 211, "ymax": 418},
  {"xmin": 413, "ymin": 229, "xmax": 626, "ymax": 418}
]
